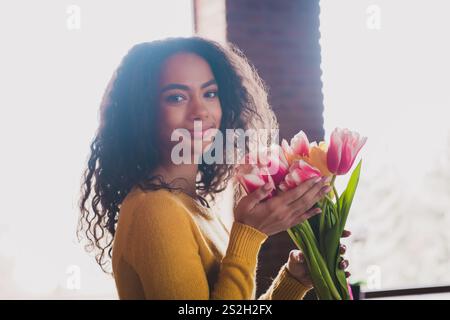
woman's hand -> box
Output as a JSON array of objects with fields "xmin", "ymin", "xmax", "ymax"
[
  {"xmin": 285, "ymin": 230, "xmax": 352, "ymax": 287},
  {"xmin": 234, "ymin": 176, "xmax": 332, "ymax": 236}
]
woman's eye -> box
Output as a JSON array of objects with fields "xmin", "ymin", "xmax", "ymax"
[
  {"xmin": 204, "ymin": 91, "xmax": 218, "ymax": 99},
  {"xmin": 165, "ymin": 94, "xmax": 185, "ymax": 103}
]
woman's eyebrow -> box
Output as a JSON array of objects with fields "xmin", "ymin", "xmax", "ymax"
[
  {"xmin": 160, "ymin": 79, "xmax": 217, "ymax": 93},
  {"xmin": 160, "ymin": 83, "xmax": 190, "ymax": 93},
  {"xmin": 201, "ymin": 79, "xmax": 217, "ymax": 88}
]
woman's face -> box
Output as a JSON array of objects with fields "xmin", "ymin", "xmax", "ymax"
[{"xmin": 157, "ymin": 52, "xmax": 222, "ymax": 163}]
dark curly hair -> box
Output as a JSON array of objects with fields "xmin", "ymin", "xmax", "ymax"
[{"xmin": 78, "ymin": 36, "xmax": 278, "ymax": 273}]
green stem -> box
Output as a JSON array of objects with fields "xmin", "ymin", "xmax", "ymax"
[
  {"xmin": 300, "ymin": 225, "xmax": 342, "ymax": 300},
  {"xmin": 287, "ymin": 228, "xmax": 302, "ymax": 250},
  {"xmin": 319, "ymin": 198, "xmax": 326, "ymax": 250},
  {"xmin": 297, "ymin": 228, "xmax": 333, "ymax": 300},
  {"xmin": 288, "ymin": 226, "xmax": 334, "ymax": 299},
  {"xmin": 330, "ymin": 175, "xmax": 336, "ymax": 187},
  {"xmin": 330, "ymin": 175, "xmax": 340, "ymax": 215}
]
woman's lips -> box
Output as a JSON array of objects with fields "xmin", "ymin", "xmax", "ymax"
[{"xmin": 188, "ymin": 126, "xmax": 215, "ymax": 139}]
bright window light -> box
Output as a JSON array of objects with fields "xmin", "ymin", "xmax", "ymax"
[
  {"xmin": 319, "ymin": 0, "xmax": 450, "ymax": 291},
  {"xmin": 0, "ymin": 0, "xmax": 194, "ymax": 299}
]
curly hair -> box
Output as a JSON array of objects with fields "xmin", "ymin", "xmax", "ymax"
[{"xmin": 78, "ymin": 36, "xmax": 278, "ymax": 273}]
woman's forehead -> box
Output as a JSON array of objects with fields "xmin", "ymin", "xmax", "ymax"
[{"xmin": 158, "ymin": 52, "xmax": 215, "ymax": 87}]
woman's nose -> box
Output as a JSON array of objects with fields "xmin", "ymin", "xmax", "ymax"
[{"xmin": 189, "ymin": 96, "xmax": 209, "ymax": 121}]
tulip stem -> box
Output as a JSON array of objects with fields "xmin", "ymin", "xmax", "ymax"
[
  {"xmin": 330, "ymin": 175, "xmax": 336, "ymax": 186},
  {"xmin": 330, "ymin": 175, "xmax": 340, "ymax": 214}
]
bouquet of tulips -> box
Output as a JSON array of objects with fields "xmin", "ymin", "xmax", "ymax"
[{"xmin": 236, "ymin": 128, "xmax": 367, "ymax": 300}]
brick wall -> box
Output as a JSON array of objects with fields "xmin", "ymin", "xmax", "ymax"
[{"xmin": 194, "ymin": 0, "xmax": 324, "ymax": 298}]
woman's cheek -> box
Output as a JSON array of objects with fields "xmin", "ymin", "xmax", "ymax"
[
  {"xmin": 213, "ymin": 101, "xmax": 223, "ymax": 123},
  {"xmin": 158, "ymin": 106, "xmax": 185, "ymax": 144},
  {"xmin": 165, "ymin": 104, "xmax": 186, "ymax": 128}
]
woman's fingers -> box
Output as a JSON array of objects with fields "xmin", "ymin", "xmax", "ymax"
[
  {"xmin": 297, "ymin": 251, "xmax": 305, "ymax": 263},
  {"xmin": 289, "ymin": 250, "xmax": 297, "ymax": 260},
  {"xmin": 244, "ymin": 182, "xmax": 274, "ymax": 209},
  {"xmin": 289, "ymin": 182, "xmax": 331, "ymax": 214},
  {"xmin": 339, "ymin": 258, "xmax": 349, "ymax": 270},
  {"xmin": 340, "ymin": 232, "xmax": 351, "ymax": 276},
  {"xmin": 290, "ymin": 250, "xmax": 306, "ymax": 263},
  {"xmin": 278, "ymin": 176, "xmax": 326, "ymax": 205},
  {"xmin": 342, "ymin": 230, "xmax": 352, "ymax": 238},
  {"xmin": 289, "ymin": 249, "xmax": 304, "ymax": 263},
  {"xmin": 291, "ymin": 206, "xmax": 322, "ymax": 226}
]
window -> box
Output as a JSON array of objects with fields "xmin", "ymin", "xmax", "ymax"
[
  {"xmin": 319, "ymin": 0, "xmax": 450, "ymax": 291},
  {"xmin": 0, "ymin": 0, "xmax": 193, "ymax": 299}
]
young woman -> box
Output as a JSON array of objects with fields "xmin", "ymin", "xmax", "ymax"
[{"xmin": 78, "ymin": 37, "xmax": 349, "ymax": 300}]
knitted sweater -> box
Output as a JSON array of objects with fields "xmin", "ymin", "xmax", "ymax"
[{"xmin": 112, "ymin": 186, "xmax": 311, "ymax": 299}]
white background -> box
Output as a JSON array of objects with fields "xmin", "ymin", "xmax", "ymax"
[
  {"xmin": 320, "ymin": 0, "xmax": 450, "ymax": 291},
  {"xmin": 0, "ymin": 0, "xmax": 449, "ymax": 299},
  {"xmin": 0, "ymin": 0, "xmax": 194, "ymax": 299}
]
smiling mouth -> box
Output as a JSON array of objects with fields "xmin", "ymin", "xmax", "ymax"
[{"xmin": 188, "ymin": 126, "xmax": 216, "ymax": 139}]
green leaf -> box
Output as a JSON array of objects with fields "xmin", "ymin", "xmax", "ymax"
[
  {"xmin": 288, "ymin": 225, "xmax": 332, "ymax": 299},
  {"xmin": 333, "ymin": 159, "xmax": 362, "ymax": 299},
  {"xmin": 287, "ymin": 226, "xmax": 306, "ymax": 252},
  {"xmin": 338, "ymin": 159, "xmax": 362, "ymax": 236},
  {"xmin": 335, "ymin": 257, "xmax": 351, "ymax": 299},
  {"xmin": 323, "ymin": 204, "xmax": 340, "ymax": 269},
  {"xmin": 288, "ymin": 223, "xmax": 342, "ymax": 300},
  {"xmin": 319, "ymin": 160, "xmax": 362, "ymax": 300},
  {"xmin": 297, "ymin": 228, "xmax": 334, "ymax": 300},
  {"xmin": 308, "ymin": 202, "xmax": 322, "ymax": 238},
  {"xmin": 300, "ymin": 225, "xmax": 342, "ymax": 300}
]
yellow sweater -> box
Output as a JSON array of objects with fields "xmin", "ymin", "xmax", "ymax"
[{"xmin": 112, "ymin": 186, "xmax": 310, "ymax": 300}]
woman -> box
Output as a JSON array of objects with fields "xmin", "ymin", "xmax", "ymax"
[{"xmin": 78, "ymin": 37, "xmax": 349, "ymax": 299}]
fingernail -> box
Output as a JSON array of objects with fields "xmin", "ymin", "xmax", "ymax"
[
  {"xmin": 314, "ymin": 177, "xmax": 322, "ymax": 183},
  {"xmin": 322, "ymin": 176, "xmax": 332, "ymax": 183},
  {"xmin": 323, "ymin": 186, "xmax": 332, "ymax": 193},
  {"xmin": 264, "ymin": 183, "xmax": 273, "ymax": 191},
  {"xmin": 340, "ymin": 260, "xmax": 348, "ymax": 269}
]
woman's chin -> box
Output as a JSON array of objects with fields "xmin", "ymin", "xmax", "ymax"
[{"xmin": 191, "ymin": 142, "xmax": 216, "ymax": 162}]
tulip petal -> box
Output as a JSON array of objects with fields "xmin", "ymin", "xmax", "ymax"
[
  {"xmin": 345, "ymin": 135, "xmax": 367, "ymax": 174},
  {"xmin": 239, "ymin": 173, "xmax": 265, "ymax": 194},
  {"xmin": 327, "ymin": 128, "xmax": 343, "ymax": 174},
  {"xmin": 281, "ymin": 139, "xmax": 295, "ymax": 165},
  {"xmin": 297, "ymin": 160, "xmax": 322, "ymax": 180},
  {"xmin": 336, "ymin": 130, "xmax": 367, "ymax": 174},
  {"xmin": 291, "ymin": 130, "xmax": 310, "ymax": 157},
  {"xmin": 337, "ymin": 133, "xmax": 353, "ymax": 174}
]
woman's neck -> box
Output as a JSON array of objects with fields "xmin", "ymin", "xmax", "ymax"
[{"xmin": 151, "ymin": 163, "xmax": 199, "ymax": 198}]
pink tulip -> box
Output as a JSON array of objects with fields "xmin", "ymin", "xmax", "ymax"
[
  {"xmin": 241, "ymin": 145, "xmax": 290, "ymax": 187},
  {"xmin": 327, "ymin": 128, "xmax": 367, "ymax": 175},
  {"xmin": 262, "ymin": 144, "xmax": 290, "ymax": 186},
  {"xmin": 279, "ymin": 160, "xmax": 322, "ymax": 191},
  {"xmin": 237, "ymin": 166, "xmax": 276, "ymax": 199},
  {"xmin": 281, "ymin": 139, "xmax": 294, "ymax": 163},
  {"xmin": 290, "ymin": 130, "xmax": 310, "ymax": 157}
]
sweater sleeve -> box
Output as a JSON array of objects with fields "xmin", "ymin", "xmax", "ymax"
[
  {"xmin": 125, "ymin": 193, "xmax": 268, "ymax": 300},
  {"xmin": 257, "ymin": 263, "xmax": 312, "ymax": 300}
]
